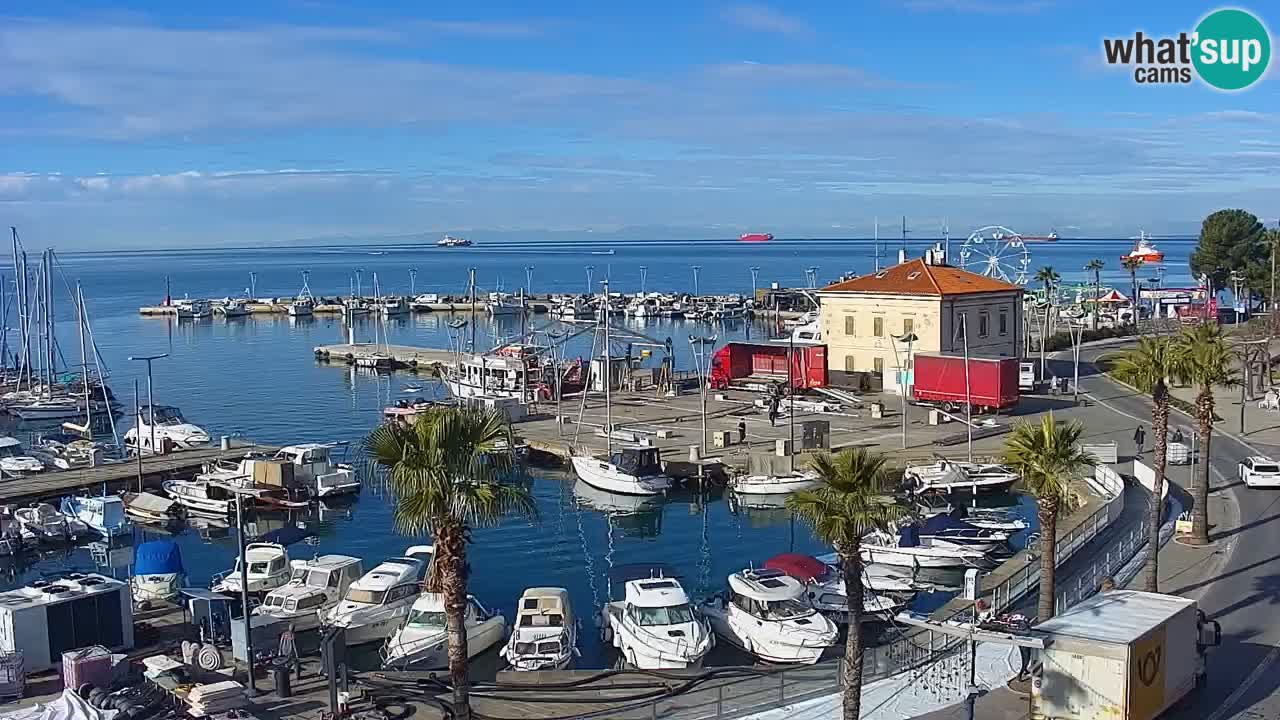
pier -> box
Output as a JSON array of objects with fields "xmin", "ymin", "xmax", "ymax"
[{"xmin": 312, "ymin": 343, "xmax": 458, "ymax": 368}]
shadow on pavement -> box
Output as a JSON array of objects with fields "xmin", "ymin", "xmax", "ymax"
[{"xmin": 1169, "ymin": 636, "xmax": 1280, "ymax": 719}]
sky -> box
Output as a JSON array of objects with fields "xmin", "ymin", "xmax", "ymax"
[{"xmin": 1, "ymin": 0, "xmax": 1278, "ymax": 248}]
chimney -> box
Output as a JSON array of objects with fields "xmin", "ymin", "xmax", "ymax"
[{"xmin": 897, "ymin": 248, "xmax": 907, "ymax": 264}]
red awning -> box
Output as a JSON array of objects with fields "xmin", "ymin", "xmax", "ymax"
[{"xmin": 764, "ymin": 553, "xmax": 827, "ymax": 582}]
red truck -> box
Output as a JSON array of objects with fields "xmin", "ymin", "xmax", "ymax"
[
  {"xmin": 709, "ymin": 342, "xmax": 827, "ymax": 390},
  {"xmin": 911, "ymin": 353, "xmax": 1019, "ymax": 412}
]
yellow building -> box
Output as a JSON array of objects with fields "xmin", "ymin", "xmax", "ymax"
[{"xmin": 816, "ymin": 258, "xmax": 1024, "ymax": 390}]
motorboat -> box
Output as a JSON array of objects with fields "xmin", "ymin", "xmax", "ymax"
[
  {"xmin": 0, "ymin": 437, "xmax": 45, "ymax": 477},
  {"xmin": 383, "ymin": 593, "xmax": 507, "ymax": 669},
  {"xmin": 274, "ymin": 444, "xmax": 361, "ymax": 499},
  {"xmin": 31, "ymin": 436, "xmax": 108, "ymax": 470},
  {"xmin": 600, "ymin": 564, "xmax": 713, "ymax": 669},
  {"xmin": 0, "ymin": 509, "xmax": 25, "ymax": 556},
  {"xmin": 762, "ymin": 554, "xmax": 908, "ymax": 622},
  {"xmin": 255, "ymin": 555, "xmax": 365, "ymax": 632},
  {"xmin": 552, "ymin": 298, "xmax": 593, "ymax": 320},
  {"xmin": 913, "ymin": 513, "xmax": 1011, "ymax": 553},
  {"xmin": 1121, "ymin": 231, "xmax": 1163, "ymax": 264},
  {"xmin": 131, "ymin": 539, "xmax": 186, "ymax": 605},
  {"xmin": 174, "ymin": 299, "xmax": 212, "ymax": 320},
  {"xmin": 437, "ymin": 235, "xmax": 472, "ymax": 247},
  {"xmin": 121, "ymin": 492, "xmax": 185, "ymax": 528},
  {"xmin": 343, "ymin": 297, "xmax": 371, "ymax": 317},
  {"xmin": 375, "ymin": 296, "xmax": 410, "ymax": 316},
  {"xmin": 216, "ymin": 298, "xmax": 251, "ymax": 318},
  {"xmin": 322, "ymin": 545, "xmax": 434, "ymax": 646},
  {"xmin": 572, "ymin": 446, "xmax": 673, "ymax": 496},
  {"xmin": 951, "ymin": 506, "xmax": 1028, "ymax": 532},
  {"xmin": 487, "ymin": 293, "xmax": 526, "ymax": 317},
  {"xmin": 701, "ymin": 568, "xmax": 838, "ymax": 664},
  {"xmin": 14, "ymin": 502, "xmax": 90, "ymax": 542},
  {"xmin": 813, "ymin": 553, "xmax": 925, "ymax": 594},
  {"xmin": 60, "ymin": 495, "xmax": 131, "ymax": 538},
  {"xmin": 729, "ymin": 470, "xmax": 821, "ymax": 496},
  {"xmin": 501, "ymin": 587, "xmax": 578, "ymax": 671},
  {"xmin": 859, "ymin": 528, "xmax": 991, "ymax": 569},
  {"xmin": 124, "ymin": 405, "xmax": 210, "ymax": 453},
  {"xmin": 163, "ymin": 479, "xmax": 236, "ymax": 517},
  {"xmin": 903, "ymin": 460, "xmax": 1018, "ymax": 495},
  {"xmin": 211, "ymin": 542, "xmax": 294, "ymax": 595}
]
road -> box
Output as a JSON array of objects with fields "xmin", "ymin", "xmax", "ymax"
[{"xmin": 1062, "ymin": 346, "xmax": 1280, "ymax": 720}]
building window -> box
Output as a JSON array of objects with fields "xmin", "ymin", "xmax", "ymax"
[
  {"xmin": 903, "ymin": 317, "xmax": 914, "ymax": 335},
  {"xmin": 844, "ymin": 315, "xmax": 856, "ymax": 336},
  {"xmin": 845, "ymin": 355, "xmax": 856, "ymax": 372},
  {"xmin": 999, "ymin": 310, "xmax": 1008, "ymax": 335},
  {"xmin": 979, "ymin": 313, "xmax": 989, "ymax": 338},
  {"xmin": 873, "ymin": 316, "xmax": 884, "ymax": 337},
  {"xmin": 872, "ymin": 357, "xmax": 884, "ymax": 375},
  {"xmin": 954, "ymin": 313, "xmax": 967, "ymax": 341}
]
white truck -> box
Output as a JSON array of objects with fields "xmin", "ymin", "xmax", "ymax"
[
  {"xmin": 1019, "ymin": 361, "xmax": 1038, "ymax": 392},
  {"xmin": 1032, "ymin": 590, "xmax": 1220, "ymax": 720}
]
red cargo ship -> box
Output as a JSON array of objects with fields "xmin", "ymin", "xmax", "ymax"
[{"xmin": 739, "ymin": 232, "xmax": 773, "ymax": 243}]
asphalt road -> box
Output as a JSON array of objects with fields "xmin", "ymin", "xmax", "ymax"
[{"xmin": 1061, "ymin": 347, "xmax": 1280, "ymax": 720}]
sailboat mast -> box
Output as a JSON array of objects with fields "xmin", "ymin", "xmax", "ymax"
[
  {"xmin": 603, "ymin": 279, "xmax": 612, "ymax": 457},
  {"xmin": 78, "ymin": 283, "xmax": 91, "ymax": 433}
]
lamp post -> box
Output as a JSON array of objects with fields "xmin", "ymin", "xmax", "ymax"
[
  {"xmin": 639, "ymin": 266, "xmax": 648, "ymax": 296},
  {"xmin": 805, "ymin": 267, "xmax": 819, "ymax": 289},
  {"xmin": 524, "ymin": 266, "xmax": 534, "ymax": 297},
  {"xmin": 689, "ymin": 335, "xmax": 718, "ymax": 455},
  {"xmin": 248, "ymin": 271, "xmax": 257, "ymax": 299},
  {"xmin": 691, "ymin": 266, "xmax": 702, "ymax": 297},
  {"xmin": 961, "ymin": 314, "xmax": 973, "ymax": 462},
  {"xmin": 750, "ymin": 266, "xmax": 760, "ymax": 295},
  {"xmin": 234, "ymin": 491, "xmax": 257, "ymax": 696},
  {"xmin": 585, "ymin": 266, "xmax": 595, "ymax": 293},
  {"xmin": 891, "ymin": 332, "xmax": 917, "ymax": 450},
  {"xmin": 355, "ymin": 268, "xmax": 364, "ymax": 298},
  {"xmin": 1069, "ymin": 320, "xmax": 1084, "ymax": 403},
  {"xmin": 128, "ymin": 353, "xmax": 168, "ymax": 454},
  {"xmin": 1230, "ymin": 269, "xmax": 1245, "ymax": 326},
  {"xmin": 409, "ymin": 267, "xmax": 418, "ymax": 295}
]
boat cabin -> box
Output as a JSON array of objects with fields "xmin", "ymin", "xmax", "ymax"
[
  {"xmin": 611, "ymin": 564, "xmax": 695, "ymax": 626},
  {"xmin": 515, "ymin": 587, "xmax": 570, "ymax": 633},
  {"xmin": 724, "ymin": 568, "xmax": 816, "ymax": 621},
  {"xmin": 144, "ymin": 405, "xmax": 189, "ymax": 426},
  {"xmin": 609, "ymin": 447, "xmax": 663, "ymax": 478},
  {"xmin": 260, "ymin": 555, "xmax": 363, "ymax": 615},
  {"xmin": 274, "ymin": 443, "xmax": 341, "ymax": 480}
]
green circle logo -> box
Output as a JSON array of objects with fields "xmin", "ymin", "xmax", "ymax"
[{"xmin": 1193, "ymin": 8, "xmax": 1271, "ymax": 90}]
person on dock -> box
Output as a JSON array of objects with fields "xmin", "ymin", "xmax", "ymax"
[{"xmin": 768, "ymin": 398, "xmax": 780, "ymax": 427}]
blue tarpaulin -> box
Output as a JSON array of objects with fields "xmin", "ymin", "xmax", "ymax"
[{"xmin": 133, "ymin": 540, "xmax": 184, "ymax": 575}]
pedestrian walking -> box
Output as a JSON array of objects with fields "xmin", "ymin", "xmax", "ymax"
[
  {"xmin": 737, "ymin": 419, "xmax": 747, "ymax": 444},
  {"xmin": 1133, "ymin": 425, "xmax": 1146, "ymax": 456}
]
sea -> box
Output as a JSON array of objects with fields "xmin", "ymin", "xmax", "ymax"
[{"xmin": 0, "ymin": 236, "xmax": 1197, "ymax": 668}]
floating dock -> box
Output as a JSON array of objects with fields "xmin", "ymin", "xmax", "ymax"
[{"xmin": 313, "ymin": 342, "xmax": 458, "ymax": 369}]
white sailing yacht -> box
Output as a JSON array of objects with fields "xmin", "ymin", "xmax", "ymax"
[{"xmin": 571, "ymin": 280, "xmax": 673, "ymax": 496}]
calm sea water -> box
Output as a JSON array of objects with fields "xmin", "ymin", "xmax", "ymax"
[{"xmin": 0, "ymin": 236, "xmax": 1192, "ymax": 667}]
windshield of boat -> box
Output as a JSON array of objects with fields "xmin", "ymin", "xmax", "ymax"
[
  {"xmin": 345, "ymin": 588, "xmax": 387, "ymax": 605},
  {"xmin": 152, "ymin": 407, "xmax": 184, "ymax": 424},
  {"xmin": 514, "ymin": 639, "xmax": 563, "ymax": 655},
  {"xmin": 762, "ymin": 597, "xmax": 815, "ymax": 620},
  {"xmin": 632, "ymin": 603, "xmax": 694, "ymax": 626},
  {"xmin": 407, "ymin": 609, "xmax": 446, "ymax": 626}
]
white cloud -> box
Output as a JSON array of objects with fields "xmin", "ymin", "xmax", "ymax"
[{"xmin": 722, "ymin": 4, "xmax": 812, "ymax": 37}]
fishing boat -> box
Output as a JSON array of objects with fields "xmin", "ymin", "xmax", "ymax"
[
  {"xmin": 60, "ymin": 495, "xmax": 131, "ymax": 538},
  {"xmin": 501, "ymin": 587, "xmax": 578, "ymax": 671},
  {"xmin": 0, "ymin": 437, "xmax": 45, "ymax": 477},
  {"xmin": 174, "ymin": 299, "xmax": 212, "ymax": 320},
  {"xmin": 382, "ymin": 593, "xmax": 507, "ymax": 669},
  {"xmin": 289, "ymin": 271, "xmax": 316, "ymax": 318},
  {"xmin": 437, "ymin": 235, "xmax": 473, "ymax": 247},
  {"xmin": 14, "ymin": 502, "xmax": 89, "ymax": 542},
  {"xmin": 443, "ymin": 343, "xmax": 584, "ymax": 401},
  {"xmin": 322, "ymin": 546, "xmax": 434, "ymax": 646},
  {"xmin": 124, "ymin": 405, "xmax": 210, "ymax": 453},
  {"xmin": 729, "ymin": 470, "xmax": 820, "ymax": 496},
  {"xmin": 375, "ymin": 296, "xmax": 409, "ymax": 316},
  {"xmin": 255, "ymin": 555, "xmax": 365, "ymax": 632},
  {"xmin": 487, "ymin": 293, "xmax": 526, "ymax": 317},
  {"xmin": 1121, "ymin": 231, "xmax": 1164, "ymax": 263},
  {"xmin": 600, "ymin": 564, "xmax": 712, "ymax": 670},
  {"xmin": 762, "ymin": 553, "xmax": 910, "ymax": 621},
  {"xmin": 739, "ymin": 233, "xmax": 773, "ymax": 243},
  {"xmin": 215, "ymin": 298, "xmax": 251, "ymax": 318},
  {"xmin": 131, "ymin": 539, "xmax": 186, "ymax": 604},
  {"xmin": 701, "ymin": 567, "xmax": 838, "ymax": 664},
  {"xmin": 274, "ymin": 443, "xmax": 361, "ymax": 499}
]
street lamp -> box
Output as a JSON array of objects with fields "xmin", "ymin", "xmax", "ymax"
[
  {"xmin": 1230, "ymin": 269, "xmax": 1246, "ymax": 325},
  {"xmin": 750, "ymin": 266, "xmax": 760, "ymax": 295},
  {"xmin": 890, "ymin": 332, "xmax": 917, "ymax": 450},
  {"xmin": 409, "ymin": 267, "xmax": 418, "ymax": 295},
  {"xmin": 524, "ymin": 266, "xmax": 534, "ymax": 297},
  {"xmin": 128, "ymin": 353, "xmax": 168, "ymax": 454},
  {"xmin": 689, "ymin": 335, "xmax": 718, "ymax": 455},
  {"xmin": 355, "ymin": 268, "xmax": 364, "ymax": 298},
  {"xmin": 691, "ymin": 266, "xmax": 702, "ymax": 297},
  {"xmin": 639, "ymin": 266, "xmax": 648, "ymax": 296},
  {"xmin": 585, "ymin": 265, "xmax": 595, "ymax": 293},
  {"xmin": 805, "ymin": 267, "xmax": 819, "ymax": 289},
  {"xmin": 1068, "ymin": 320, "xmax": 1085, "ymax": 403}
]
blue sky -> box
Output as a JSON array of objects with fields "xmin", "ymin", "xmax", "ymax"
[{"xmin": 1, "ymin": 0, "xmax": 1277, "ymax": 248}]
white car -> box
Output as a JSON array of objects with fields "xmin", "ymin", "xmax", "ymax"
[{"xmin": 1239, "ymin": 457, "xmax": 1280, "ymax": 488}]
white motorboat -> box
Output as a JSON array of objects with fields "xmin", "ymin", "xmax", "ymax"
[
  {"xmin": 14, "ymin": 502, "xmax": 89, "ymax": 542},
  {"xmin": 174, "ymin": 299, "xmax": 211, "ymax": 320},
  {"xmin": 729, "ymin": 470, "xmax": 821, "ymax": 496},
  {"xmin": 487, "ymin": 293, "xmax": 526, "ymax": 317},
  {"xmin": 216, "ymin": 298, "xmax": 251, "ymax": 318},
  {"xmin": 131, "ymin": 539, "xmax": 186, "ymax": 604},
  {"xmin": 60, "ymin": 495, "xmax": 131, "ymax": 538},
  {"xmin": 762, "ymin": 554, "xmax": 908, "ymax": 622},
  {"xmin": 813, "ymin": 553, "xmax": 924, "ymax": 595},
  {"xmin": 914, "ymin": 513, "xmax": 1011, "ymax": 553},
  {"xmin": 343, "ymin": 297, "xmax": 371, "ymax": 317},
  {"xmin": 212, "ymin": 542, "xmax": 292, "ymax": 595},
  {"xmin": 323, "ymin": 546, "xmax": 434, "ymax": 646},
  {"xmin": 701, "ymin": 568, "xmax": 838, "ymax": 664},
  {"xmin": 860, "ymin": 529, "xmax": 991, "ymax": 569},
  {"xmin": 572, "ymin": 447, "xmax": 673, "ymax": 496},
  {"xmin": 274, "ymin": 444, "xmax": 361, "ymax": 498},
  {"xmin": 124, "ymin": 405, "xmax": 210, "ymax": 453},
  {"xmin": 376, "ymin": 296, "xmax": 410, "ymax": 316},
  {"xmin": 31, "ymin": 437, "xmax": 107, "ymax": 470},
  {"xmin": 383, "ymin": 593, "xmax": 507, "ymax": 669},
  {"xmin": 501, "ymin": 587, "xmax": 578, "ymax": 671},
  {"xmin": 0, "ymin": 437, "xmax": 45, "ymax": 477},
  {"xmin": 255, "ymin": 554, "xmax": 365, "ymax": 632},
  {"xmin": 954, "ymin": 507, "xmax": 1028, "ymax": 532},
  {"xmin": 600, "ymin": 564, "xmax": 713, "ymax": 670},
  {"xmin": 904, "ymin": 460, "xmax": 1018, "ymax": 495},
  {"xmin": 163, "ymin": 479, "xmax": 236, "ymax": 517}
]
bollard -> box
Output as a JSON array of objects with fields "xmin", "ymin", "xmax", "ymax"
[{"xmin": 220, "ymin": 435, "xmax": 232, "ymax": 451}]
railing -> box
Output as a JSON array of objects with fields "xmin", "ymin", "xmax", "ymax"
[{"xmin": 1055, "ymin": 520, "xmax": 1147, "ymax": 614}]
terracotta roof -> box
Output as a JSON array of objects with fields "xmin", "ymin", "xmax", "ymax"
[{"xmin": 819, "ymin": 258, "xmax": 1022, "ymax": 296}]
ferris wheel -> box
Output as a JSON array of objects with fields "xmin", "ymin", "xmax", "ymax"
[{"xmin": 958, "ymin": 225, "xmax": 1032, "ymax": 285}]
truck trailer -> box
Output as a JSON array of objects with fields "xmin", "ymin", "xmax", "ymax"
[
  {"xmin": 911, "ymin": 353, "xmax": 1019, "ymax": 412},
  {"xmin": 1032, "ymin": 590, "xmax": 1220, "ymax": 720}
]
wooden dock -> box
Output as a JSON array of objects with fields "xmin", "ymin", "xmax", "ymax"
[
  {"xmin": 2, "ymin": 441, "xmax": 273, "ymax": 503},
  {"xmin": 313, "ymin": 343, "xmax": 458, "ymax": 368}
]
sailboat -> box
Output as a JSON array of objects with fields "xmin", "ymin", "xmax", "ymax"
[{"xmin": 570, "ymin": 280, "xmax": 673, "ymax": 496}]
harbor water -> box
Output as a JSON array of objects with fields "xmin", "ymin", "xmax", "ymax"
[{"xmin": 0, "ymin": 236, "xmax": 1191, "ymax": 667}]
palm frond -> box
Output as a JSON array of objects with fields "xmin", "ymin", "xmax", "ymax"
[
  {"xmin": 1002, "ymin": 412, "xmax": 1095, "ymax": 510},
  {"xmin": 789, "ymin": 448, "xmax": 910, "ymax": 551},
  {"xmin": 1110, "ymin": 337, "xmax": 1173, "ymax": 394}
]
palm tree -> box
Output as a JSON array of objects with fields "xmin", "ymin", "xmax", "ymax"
[
  {"xmin": 1034, "ymin": 267, "xmax": 1061, "ymax": 372},
  {"xmin": 1171, "ymin": 323, "xmax": 1237, "ymax": 545},
  {"xmin": 364, "ymin": 407, "xmax": 537, "ymax": 720},
  {"xmin": 787, "ymin": 449, "xmax": 910, "ymax": 720},
  {"xmin": 1002, "ymin": 413, "xmax": 1095, "ymax": 620},
  {"xmin": 1111, "ymin": 337, "xmax": 1174, "ymax": 591},
  {"xmin": 1121, "ymin": 256, "xmax": 1143, "ymax": 324},
  {"xmin": 1084, "ymin": 259, "xmax": 1104, "ymax": 330}
]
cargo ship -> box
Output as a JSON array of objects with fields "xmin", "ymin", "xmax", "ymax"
[
  {"xmin": 739, "ymin": 232, "xmax": 773, "ymax": 243},
  {"xmin": 1022, "ymin": 229, "xmax": 1059, "ymax": 243},
  {"xmin": 437, "ymin": 235, "xmax": 473, "ymax": 248}
]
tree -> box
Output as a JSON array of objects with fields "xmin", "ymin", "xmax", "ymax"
[
  {"xmin": 1002, "ymin": 413, "xmax": 1095, "ymax": 620},
  {"xmin": 1084, "ymin": 259, "xmax": 1104, "ymax": 330},
  {"xmin": 364, "ymin": 407, "xmax": 538, "ymax": 720},
  {"xmin": 1190, "ymin": 209, "xmax": 1267, "ymax": 296},
  {"xmin": 1034, "ymin": 266, "xmax": 1061, "ymax": 297},
  {"xmin": 1111, "ymin": 337, "xmax": 1174, "ymax": 592},
  {"xmin": 1120, "ymin": 256, "xmax": 1142, "ymax": 324},
  {"xmin": 787, "ymin": 449, "xmax": 910, "ymax": 720},
  {"xmin": 1034, "ymin": 267, "xmax": 1061, "ymax": 372},
  {"xmin": 1171, "ymin": 323, "xmax": 1237, "ymax": 546}
]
